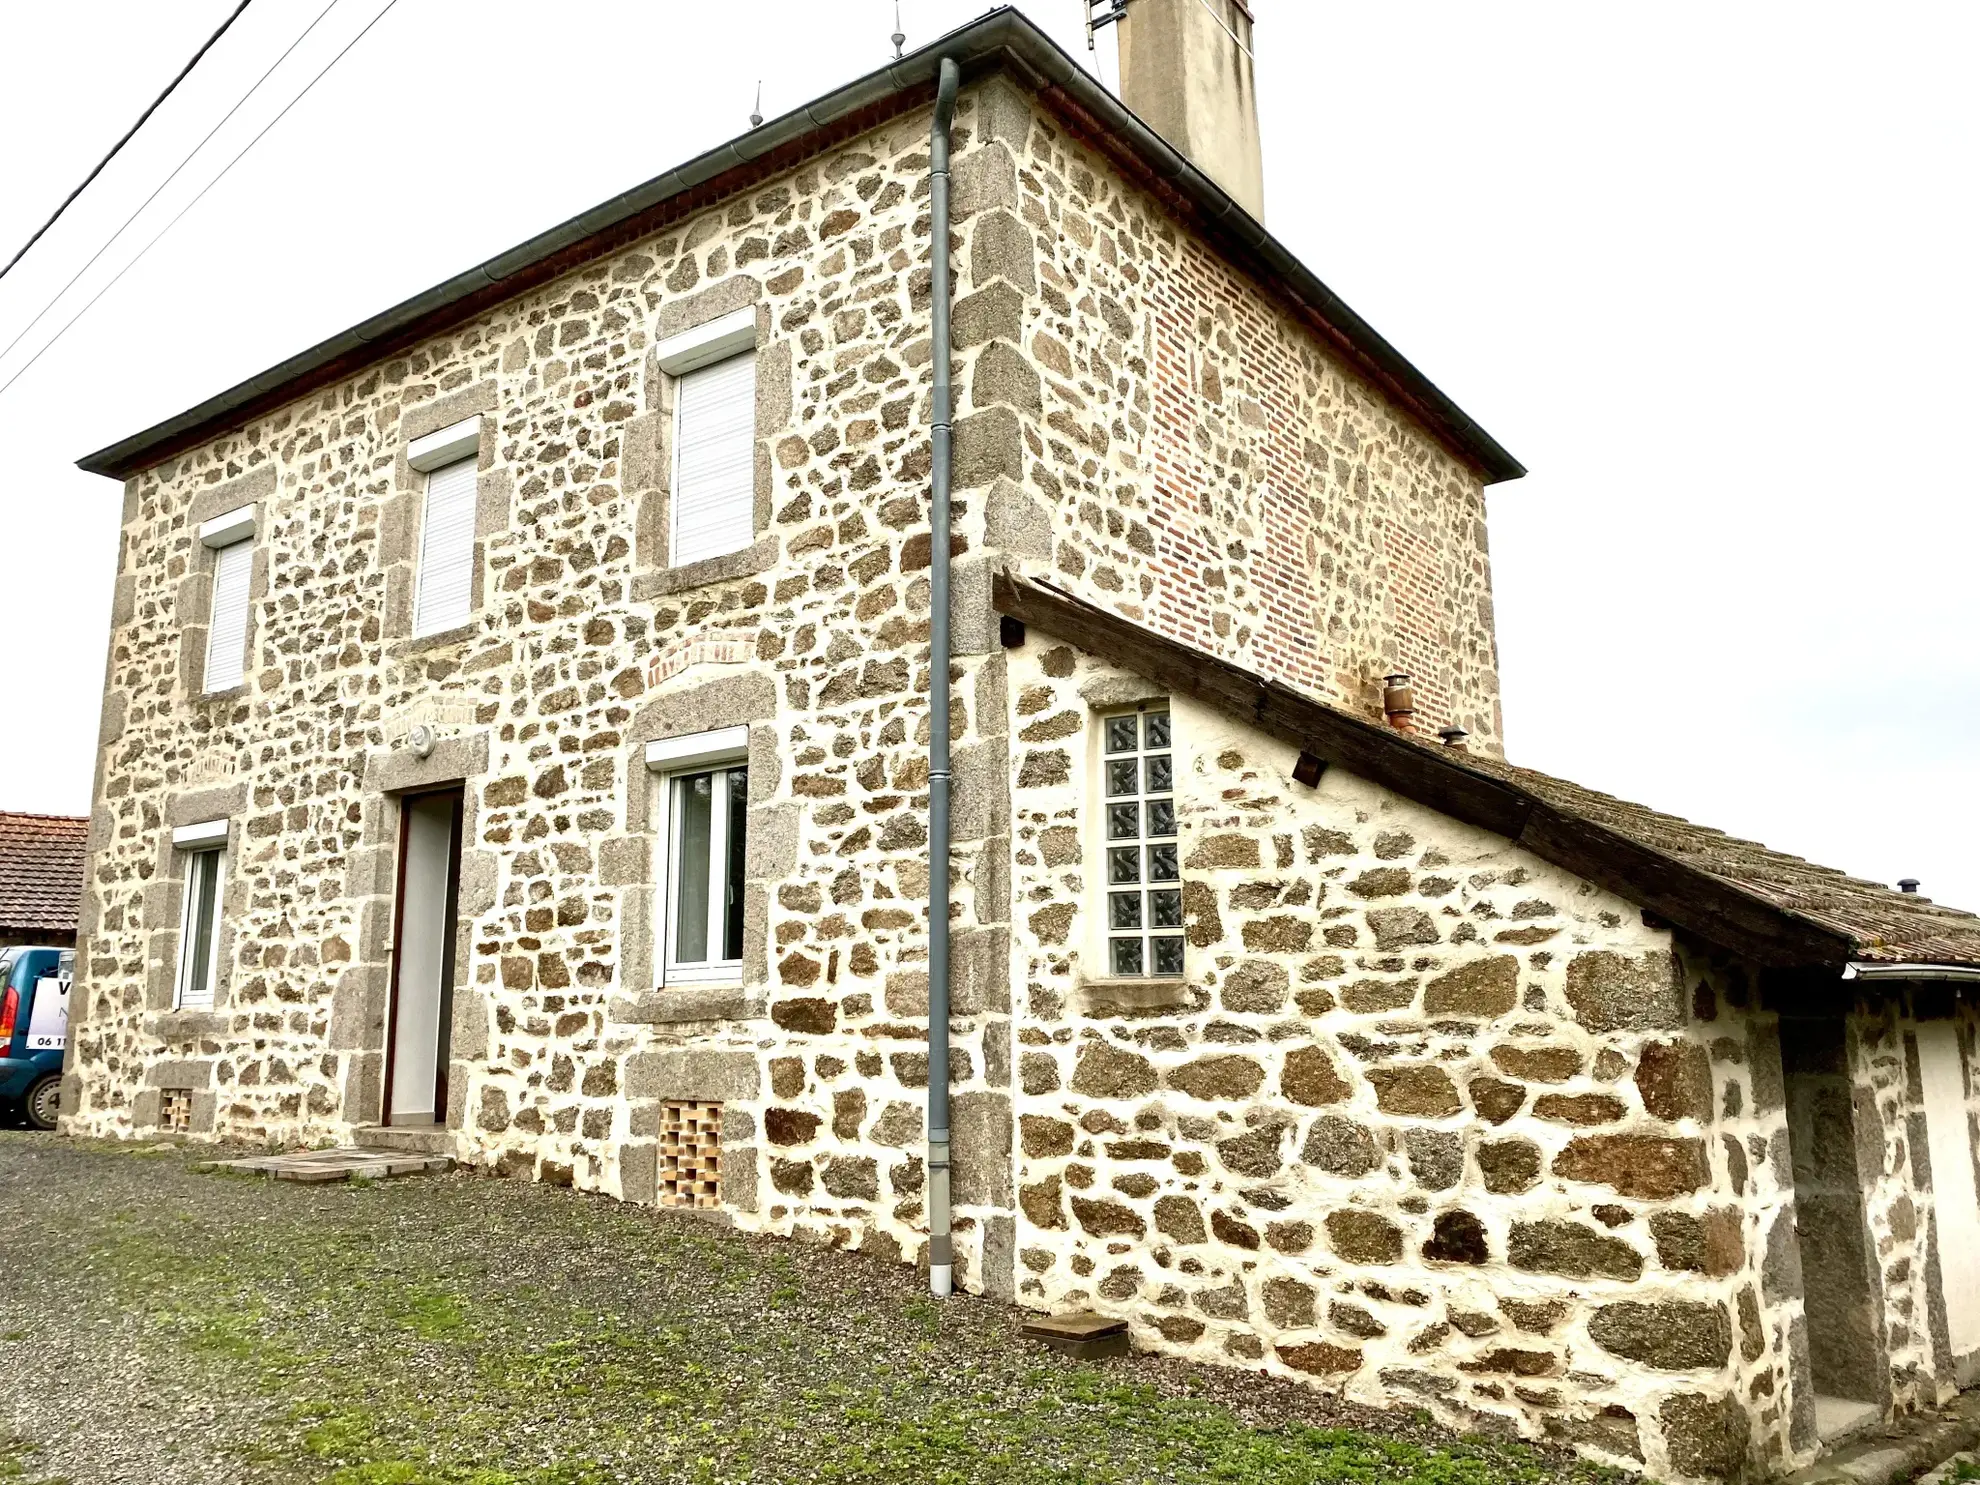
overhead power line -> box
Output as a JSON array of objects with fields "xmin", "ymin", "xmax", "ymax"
[
  {"xmin": 0, "ymin": 0, "xmax": 348, "ymax": 372},
  {"xmin": 0, "ymin": 0, "xmax": 403, "ymax": 402},
  {"xmin": 0, "ymin": 0, "xmax": 255, "ymax": 286}
]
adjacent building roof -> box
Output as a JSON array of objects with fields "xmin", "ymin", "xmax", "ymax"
[
  {"xmin": 78, "ymin": 7, "xmax": 1522, "ymax": 485},
  {"xmin": 994, "ymin": 571, "xmax": 1980, "ymax": 973},
  {"xmin": 0, "ymin": 812, "xmax": 88, "ymax": 935}
]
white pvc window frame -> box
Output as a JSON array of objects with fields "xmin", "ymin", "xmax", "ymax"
[
  {"xmin": 409, "ymin": 417, "xmax": 483, "ymax": 638},
  {"xmin": 645, "ymin": 726, "xmax": 750, "ymax": 987},
  {"xmin": 171, "ymin": 820, "xmax": 229, "ymax": 1011},
  {"xmin": 407, "ymin": 416, "xmax": 482, "ymax": 472},
  {"xmin": 656, "ymin": 308, "xmax": 758, "ymax": 569},
  {"xmin": 198, "ymin": 503, "xmax": 257, "ymax": 694}
]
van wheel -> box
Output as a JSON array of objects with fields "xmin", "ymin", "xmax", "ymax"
[{"xmin": 24, "ymin": 1077, "xmax": 60, "ymax": 1132}]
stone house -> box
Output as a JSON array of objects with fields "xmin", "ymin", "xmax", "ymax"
[{"xmin": 62, "ymin": 6, "xmax": 1980, "ymax": 1481}]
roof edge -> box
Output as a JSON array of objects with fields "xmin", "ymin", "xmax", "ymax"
[
  {"xmin": 79, "ymin": 8, "xmax": 1522, "ymax": 484},
  {"xmin": 992, "ymin": 567, "xmax": 1862, "ymax": 971}
]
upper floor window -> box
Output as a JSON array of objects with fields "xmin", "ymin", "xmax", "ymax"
[
  {"xmin": 171, "ymin": 820, "xmax": 229, "ymax": 1011},
  {"xmin": 204, "ymin": 540, "xmax": 253, "ymax": 692},
  {"xmin": 415, "ymin": 457, "xmax": 477, "ymax": 635},
  {"xmin": 645, "ymin": 726, "xmax": 751, "ymax": 986},
  {"xmin": 657, "ymin": 308, "xmax": 758, "ymax": 569},
  {"xmin": 1102, "ymin": 705, "xmax": 1182, "ymax": 977},
  {"xmin": 197, "ymin": 503, "xmax": 256, "ymax": 693},
  {"xmin": 407, "ymin": 417, "xmax": 482, "ymax": 637}
]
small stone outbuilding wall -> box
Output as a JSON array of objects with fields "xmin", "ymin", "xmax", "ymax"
[{"xmin": 998, "ymin": 634, "xmax": 1980, "ymax": 1482}]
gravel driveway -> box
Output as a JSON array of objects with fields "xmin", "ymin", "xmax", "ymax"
[{"xmin": 0, "ymin": 1134, "xmax": 1629, "ymax": 1484}]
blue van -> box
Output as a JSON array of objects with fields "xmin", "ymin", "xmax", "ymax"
[{"xmin": 0, "ymin": 948, "xmax": 69, "ymax": 1130}]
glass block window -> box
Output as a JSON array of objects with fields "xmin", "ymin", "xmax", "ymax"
[{"xmin": 1102, "ymin": 706, "xmax": 1182, "ymax": 977}]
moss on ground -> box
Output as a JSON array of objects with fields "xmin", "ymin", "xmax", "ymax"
[
  {"xmin": 13, "ymin": 1139, "xmax": 1635, "ymax": 1484},
  {"xmin": 0, "ymin": 1429, "xmax": 65, "ymax": 1484}
]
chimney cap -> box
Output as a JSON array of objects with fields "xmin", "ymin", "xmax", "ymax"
[
  {"xmin": 1898, "ymin": 878, "xmax": 1920, "ymax": 894},
  {"xmin": 1437, "ymin": 726, "xmax": 1469, "ymax": 747}
]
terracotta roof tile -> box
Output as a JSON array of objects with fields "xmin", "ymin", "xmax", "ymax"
[{"xmin": 0, "ymin": 812, "xmax": 87, "ymax": 935}]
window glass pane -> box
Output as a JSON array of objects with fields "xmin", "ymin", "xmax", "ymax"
[
  {"xmin": 673, "ymin": 773, "xmax": 715, "ymax": 962},
  {"xmin": 723, "ymin": 769, "xmax": 748, "ymax": 960},
  {"xmin": 182, "ymin": 850, "xmax": 220, "ymax": 1006},
  {"xmin": 1096, "ymin": 707, "xmax": 1184, "ymax": 979}
]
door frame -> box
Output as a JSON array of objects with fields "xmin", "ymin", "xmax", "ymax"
[
  {"xmin": 381, "ymin": 786, "xmax": 464, "ymax": 1126},
  {"xmin": 1916, "ymin": 1020, "xmax": 1980, "ymax": 1371}
]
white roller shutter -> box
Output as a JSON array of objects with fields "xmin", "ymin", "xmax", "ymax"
[
  {"xmin": 415, "ymin": 456, "xmax": 478, "ymax": 636},
  {"xmin": 203, "ymin": 538, "xmax": 253, "ymax": 691},
  {"xmin": 671, "ymin": 350, "xmax": 756, "ymax": 567}
]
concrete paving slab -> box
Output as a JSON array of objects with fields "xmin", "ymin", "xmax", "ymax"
[
  {"xmin": 1787, "ymin": 1390, "xmax": 1980, "ymax": 1485},
  {"xmin": 195, "ymin": 1147, "xmax": 452, "ymax": 1183}
]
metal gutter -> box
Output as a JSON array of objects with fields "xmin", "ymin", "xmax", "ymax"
[
  {"xmin": 77, "ymin": 9, "xmax": 1522, "ymax": 484},
  {"xmin": 923, "ymin": 55, "xmax": 961, "ymax": 1301},
  {"xmin": 1842, "ymin": 962, "xmax": 1980, "ymax": 984}
]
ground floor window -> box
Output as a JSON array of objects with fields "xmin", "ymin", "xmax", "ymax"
[
  {"xmin": 645, "ymin": 726, "xmax": 750, "ymax": 986},
  {"xmin": 174, "ymin": 839, "xmax": 226, "ymax": 1010},
  {"xmin": 1101, "ymin": 704, "xmax": 1182, "ymax": 977}
]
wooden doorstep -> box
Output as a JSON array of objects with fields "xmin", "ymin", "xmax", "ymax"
[{"xmin": 1020, "ymin": 1311, "xmax": 1131, "ymax": 1359}]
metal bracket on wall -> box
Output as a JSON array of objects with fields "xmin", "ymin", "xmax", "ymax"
[{"xmin": 1084, "ymin": 0, "xmax": 1137, "ymax": 49}]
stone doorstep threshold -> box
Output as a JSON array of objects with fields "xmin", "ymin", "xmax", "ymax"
[
  {"xmin": 1817, "ymin": 1397, "xmax": 1887, "ymax": 1449},
  {"xmin": 1786, "ymin": 1388, "xmax": 1980, "ymax": 1485},
  {"xmin": 193, "ymin": 1147, "xmax": 453, "ymax": 1184},
  {"xmin": 1019, "ymin": 1310, "xmax": 1130, "ymax": 1361}
]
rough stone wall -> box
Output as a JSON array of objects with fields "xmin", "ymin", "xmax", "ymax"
[
  {"xmin": 1851, "ymin": 998, "xmax": 1943, "ymax": 1410},
  {"xmin": 68, "ymin": 65, "xmax": 1515, "ymax": 1285},
  {"xmin": 65, "ymin": 85, "xmax": 1038, "ymax": 1292},
  {"xmin": 1002, "ymin": 635, "xmax": 1808, "ymax": 1482},
  {"xmin": 969, "ymin": 86, "xmax": 1504, "ymax": 749},
  {"xmin": 1836, "ymin": 990, "xmax": 1980, "ymax": 1408}
]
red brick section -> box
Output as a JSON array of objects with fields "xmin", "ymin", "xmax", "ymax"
[
  {"xmin": 0, "ymin": 812, "xmax": 87, "ymax": 935},
  {"xmin": 1141, "ymin": 235, "xmax": 1482, "ymax": 741},
  {"xmin": 1380, "ymin": 512, "xmax": 1456, "ymax": 734}
]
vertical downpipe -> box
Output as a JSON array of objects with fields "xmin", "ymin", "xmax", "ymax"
[{"xmin": 925, "ymin": 55, "xmax": 961, "ymax": 1300}]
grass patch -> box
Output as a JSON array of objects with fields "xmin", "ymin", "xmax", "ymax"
[
  {"xmin": 30, "ymin": 1141, "xmax": 1631, "ymax": 1485},
  {"xmin": 0, "ymin": 1428, "xmax": 66, "ymax": 1484}
]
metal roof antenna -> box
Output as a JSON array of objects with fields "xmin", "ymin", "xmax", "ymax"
[
  {"xmin": 1086, "ymin": 0, "xmax": 1133, "ymax": 50},
  {"xmin": 749, "ymin": 80, "xmax": 763, "ymax": 129},
  {"xmin": 891, "ymin": 2, "xmax": 906, "ymax": 60}
]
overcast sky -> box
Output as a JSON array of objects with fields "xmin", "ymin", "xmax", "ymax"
[{"xmin": 1, "ymin": 1, "xmax": 1973, "ymax": 912}]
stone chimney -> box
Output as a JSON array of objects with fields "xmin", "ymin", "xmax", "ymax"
[{"xmin": 1117, "ymin": 0, "xmax": 1266, "ymax": 220}]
